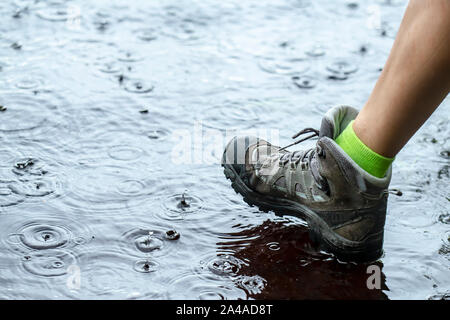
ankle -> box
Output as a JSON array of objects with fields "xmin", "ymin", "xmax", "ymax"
[{"xmin": 335, "ymin": 121, "xmax": 394, "ymax": 178}]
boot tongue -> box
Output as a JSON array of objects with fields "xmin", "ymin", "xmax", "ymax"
[{"xmin": 319, "ymin": 105, "xmax": 359, "ymax": 140}]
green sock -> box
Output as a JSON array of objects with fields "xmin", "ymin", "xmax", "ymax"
[{"xmin": 335, "ymin": 120, "xmax": 394, "ymax": 178}]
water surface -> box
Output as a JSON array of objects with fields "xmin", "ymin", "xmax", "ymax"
[{"xmin": 0, "ymin": 0, "xmax": 449, "ymax": 299}]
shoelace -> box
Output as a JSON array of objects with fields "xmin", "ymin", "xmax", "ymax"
[
  {"xmin": 279, "ymin": 128, "xmax": 320, "ymax": 151},
  {"xmin": 276, "ymin": 128, "xmax": 400, "ymax": 198},
  {"xmin": 277, "ymin": 127, "xmax": 329, "ymax": 194}
]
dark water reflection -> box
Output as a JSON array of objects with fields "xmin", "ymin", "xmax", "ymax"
[
  {"xmin": 0, "ymin": 0, "xmax": 449, "ymax": 299},
  {"xmin": 219, "ymin": 220, "xmax": 388, "ymax": 300}
]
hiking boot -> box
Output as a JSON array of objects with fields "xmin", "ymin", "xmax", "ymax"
[{"xmin": 221, "ymin": 105, "xmax": 392, "ymax": 262}]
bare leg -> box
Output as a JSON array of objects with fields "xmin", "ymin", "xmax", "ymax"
[{"xmin": 353, "ymin": 0, "xmax": 450, "ymax": 158}]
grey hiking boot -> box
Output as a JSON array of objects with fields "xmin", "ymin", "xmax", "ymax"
[{"xmin": 222, "ymin": 105, "xmax": 392, "ymax": 262}]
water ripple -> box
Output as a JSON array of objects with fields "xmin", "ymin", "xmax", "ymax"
[
  {"xmin": 14, "ymin": 76, "xmax": 44, "ymax": 90},
  {"xmin": 107, "ymin": 145, "xmax": 145, "ymax": 161},
  {"xmin": 135, "ymin": 28, "xmax": 158, "ymax": 42},
  {"xmin": 60, "ymin": 164, "xmax": 157, "ymax": 213},
  {"xmin": 22, "ymin": 249, "xmax": 77, "ymax": 277},
  {"xmin": 258, "ymin": 56, "xmax": 310, "ymax": 75},
  {"xmin": 36, "ymin": 6, "xmax": 80, "ymax": 22},
  {"xmin": 120, "ymin": 226, "xmax": 180, "ymax": 258},
  {"xmin": 146, "ymin": 127, "xmax": 171, "ymax": 141},
  {"xmin": 0, "ymin": 151, "xmax": 68, "ymax": 208},
  {"xmin": 159, "ymin": 193, "xmax": 204, "ymax": 220},
  {"xmin": 0, "ymin": 0, "xmax": 446, "ymax": 300},
  {"xmin": 76, "ymin": 250, "xmax": 167, "ymax": 299},
  {"xmin": 123, "ymin": 78, "xmax": 154, "ymax": 94},
  {"xmin": 236, "ymin": 275, "xmax": 267, "ymax": 295},
  {"xmin": 4, "ymin": 213, "xmax": 93, "ymax": 254},
  {"xmin": 292, "ymin": 75, "xmax": 317, "ymax": 89},
  {"xmin": 326, "ymin": 59, "xmax": 358, "ymax": 79},
  {"xmin": 96, "ymin": 60, "xmax": 122, "ymax": 74},
  {"xmin": 0, "ymin": 92, "xmax": 79, "ymax": 146},
  {"xmin": 117, "ymin": 50, "xmax": 144, "ymax": 63},
  {"xmin": 168, "ymin": 273, "xmax": 246, "ymax": 300},
  {"xmin": 133, "ymin": 259, "xmax": 159, "ymax": 273},
  {"xmin": 194, "ymin": 252, "xmax": 247, "ymax": 281},
  {"xmin": 198, "ymin": 99, "xmax": 273, "ymax": 131}
]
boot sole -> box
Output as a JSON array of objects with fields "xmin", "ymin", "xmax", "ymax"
[{"xmin": 222, "ymin": 162, "xmax": 383, "ymax": 263}]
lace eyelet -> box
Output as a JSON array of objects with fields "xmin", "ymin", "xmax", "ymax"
[
  {"xmin": 317, "ymin": 146, "xmax": 326, "ymax": 158},
  {"xmin": 317, "ymin": 179, "xmax": 331, "ymax": 196},
  {"xmin": 279, "ymin": 160, "xmax": 287, "ymax": 167}
]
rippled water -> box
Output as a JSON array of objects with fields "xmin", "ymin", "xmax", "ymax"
[{"xmin": 0, "ymin": 0, "xmax": 448, "ymax": 300}]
